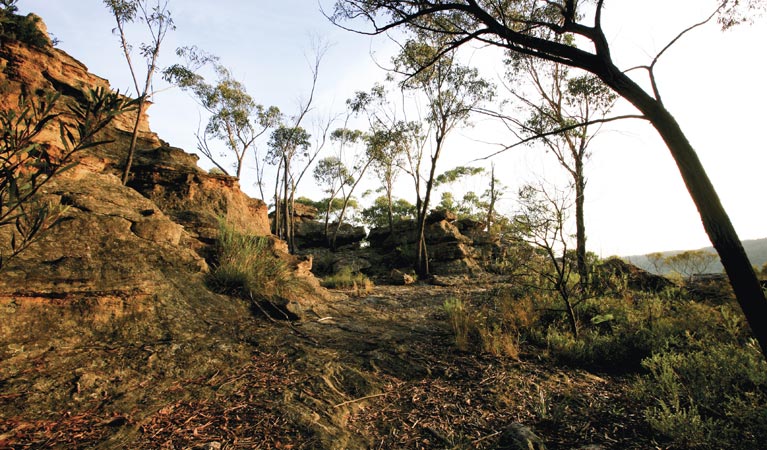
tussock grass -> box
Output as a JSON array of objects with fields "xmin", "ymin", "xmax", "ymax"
[
  {"xmin": 321, "ymin": 267, "xmax": 373, "ymax": 296},
  {"xmin": 206, "ymin": 221, "xmax": 307, "ymax": 301}
]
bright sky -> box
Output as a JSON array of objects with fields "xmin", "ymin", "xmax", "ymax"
[{"xmin": 17, "ymin": 0, "xmax": 767, "ymax": 257}]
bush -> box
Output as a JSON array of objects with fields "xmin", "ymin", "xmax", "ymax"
[
  {"xmin": 206, "ymin": 221, "xmax": 306, "ymax": 301},
  {"xmin": 321, "ymin": 267, "xmax": 373, "ymax": 296},
  {"xmin": 634, "ymin": 340, "xmax": 767, "ymax": 449}
]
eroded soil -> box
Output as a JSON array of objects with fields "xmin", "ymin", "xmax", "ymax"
[{"xmin": 1, "ymin": 283, "xmax": 656, "ymax": 449}]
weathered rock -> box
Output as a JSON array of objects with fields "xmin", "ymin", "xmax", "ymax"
[
  {"xmin": 426, "ymin": 208, "xmax": 457, "ymax": 224},
  {"xmin": 424, "ymin": 219, "xmax": 472, "ymax": 245},
  {"xmin": 495, "ymin": 423, "xmax": 546, "ymax": 450},
  {"xmin": 332, "ymin": 255, "xmax": 372, "ymax": 274},
  {"xmin": 294, "ymin": 221, "xmax": 366, "ymax": 249},
  {"xmin": 129, "ymin": 147, "xmax": 271, "ymax": 257},
  {"xmin": 455, "ymin": 217, "xmax": 485, "ymax": 235},
  {"xmin": 367, "ymin": 220, "xmax": 417, "ymax": 252},
  {"xmin": 595, "ymin": 257, "xmax": 674, "ymax": 293},
  {"xmin": 390, "ymin": 269, "xmax": 416, "ymax": 286}
]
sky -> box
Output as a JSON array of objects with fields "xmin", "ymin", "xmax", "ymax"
[{"xmin": 16, "ymin": 0, "xmax": 767, "ymax": 257}]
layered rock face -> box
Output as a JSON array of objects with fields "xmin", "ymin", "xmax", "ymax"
[
  {"xmin": 366, "ymin": 210, "xmax": 503, "ymax": 278},
  {"xmin": 0, "ymin": 20, "xmax": 316, "ymax": 352}
]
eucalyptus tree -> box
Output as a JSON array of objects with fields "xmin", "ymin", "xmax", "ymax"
[
  {"xmin": 506, "ymin": 59, "xmax": 616, "ymax": 292},
  {"xmin": 347, "ymin": 84, "xmax": 413, "ymax": 234},
  {"xmin": 104, "ymin": 0, "xmax": 174, "ymax": 185},
  {"xmin": 267, "ymin": 41, "xmax": 330, "ymax": 252},
  {"xmin": 516, "ymin": 182, "xmax": 579, "ymax": 337},
  {"xmin": 331, "ymin": 0, "xmax": 767, "ymax": 357},
  {"xmin": 267, "ymin": 124, "xmax": 312, "ymax": 251},
  {"xmin": 313, "ymin": 155, "xmax": 354, "ymax": 239},
  {"xmin": 164, "ymin": 48, "xmax": 281, "ymax": 182},
  {"xmin": 393, "ymin": 38, "xmax": 494, "ymax": 275}
]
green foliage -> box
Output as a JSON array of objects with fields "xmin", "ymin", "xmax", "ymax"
[
  {"xmin": 0, "ymin": 88, "xmax": 135, "ymax": 270},
  {"xmin": 164, "ymin": 48, "xmax": 280, "ymax": 178},
  {"xmin": 0, "ymin": 5, "xmax": 50, "ymax": 48},
  {"xmin": 206, "ymin": 221, "xmax": 306, "ymax": 300},
  {"xmin": 635, "ymin": 341, "xmax": 767, "ymax": 449},
  {"xmin": 434, "ymin": 165, "xmax": 484, "ymax": 187},
  {"xmin": 360, "ymin": 196, "xmax": 416, "ymax": 229}
]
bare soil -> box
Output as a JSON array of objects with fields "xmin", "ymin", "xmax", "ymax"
[{"xmin": 0, "ymin": 282, "xmax": 658, "ymax": 449}]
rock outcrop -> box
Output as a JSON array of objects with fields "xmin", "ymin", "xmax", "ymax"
[
  {"xmin": 0, "ymin": 16, "xmax": 323, "ymax": 374},
  {"xmin": 366, "ymin": 210, "xmax": 494, "ymax": 278}
]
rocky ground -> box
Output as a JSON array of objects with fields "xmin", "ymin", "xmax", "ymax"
[{"xmin": 1, "ymin": 281, "xmax": 658, "ymax": 449}]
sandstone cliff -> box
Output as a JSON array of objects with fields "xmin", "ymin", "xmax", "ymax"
[{"xmin": 0, "ymin": 16, "xmax": 322, "ymax": 435}]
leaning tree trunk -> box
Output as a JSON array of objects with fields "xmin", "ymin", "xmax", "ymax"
[
  {"xmin": 121, "ymin": 97, "xmax": 146, "ymax": 185},
  {"xmin": 604, "ymin": 63, "xmax": 767, "ymax": 357}
]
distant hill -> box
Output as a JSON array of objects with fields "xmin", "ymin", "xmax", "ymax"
[{"xmin": 624, "ymin": 238, "xmax": 767, "ymax": 275}]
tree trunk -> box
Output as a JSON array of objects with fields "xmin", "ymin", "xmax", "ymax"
[
  {"xmin": 486, "ymin": 164, "xmax": 496, "ymax": 232},
  {"xmin": 574, "ymin": 158, "xmax": 588, "ymax": 293},
  {"xmin": 604, "ymin": 64, "xmax": 767, "ymax": 356},
  {"xmin": 121, "ymin": 97, "xmax": 145, "ymax": 185}
]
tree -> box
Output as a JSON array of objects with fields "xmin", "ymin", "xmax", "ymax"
[
  {"xmin": 361, "ymin": 196, "xmax": 416, "ymax": 229},
  {"xmin": 503, "ymin": 58, "xmax": 616, "ymax": 293},
  {"xmin": 313, "ymin": 155, "xmax": 353, "ymax": 239},
  {"xmin": 665, "ymin": 250, "xmax": 719, "ymax": 280},
  {"xmin": 267, "ymin": 41, "xmax": 330, "ymax": 253},
  {"xmin": 516, "ymin": 182, "xmax": 579, "ymax": 338},
  {"xmin": 164, "ymin": 48, "xmax": 281, "ymax": 182},
  {"xmin": 327, "ymin": 127, "xmax": 374, "ymax": 250},
  {"xmin": 0, "ymin": 88, "xmax": 136, "ymax": 270},
  {"xmin": 104, "ymin": 0, "xmax": 174, "ymax": 185},
  {"xmin": 267, "ymin": 124, "xmax": 312, "ymax": 251},
  {"xmin": 646, "ymin": 252, "xmax": 667, "ymax": 274},
  {"xmin": 347, "ymin": 84, "xmax": 412, "ymax": 234},
  {"xmin": 393, "ymin": 38, "xmax": 494, "ymax": 276},
  {"xmin": 331, "ymin": 0, "xmax": 767, "ymax": 357}
]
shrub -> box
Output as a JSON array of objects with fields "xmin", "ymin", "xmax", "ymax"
[
  {"xmin": 321, "ymin": 267, "xmax": 373, "ymax": 296},
  {"xmin": 206, "ymin": 221, "xmax": 306, "ymax": 301},
  {"xmin": 634, "ymin": 340, "xmax": 767, "ymax": 449}
]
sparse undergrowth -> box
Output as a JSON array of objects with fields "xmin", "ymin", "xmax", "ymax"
[
  {"xmin": 321, "ymin": 266, "xmax": 374, "ymax": 296},
  {"xmin": 444, "ymin": 281, "xmax": 767, "ymax": 449}
]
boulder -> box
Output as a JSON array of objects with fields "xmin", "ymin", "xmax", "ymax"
[
  {"xmin": 424, "ymin": 220, "xmax": 471, "ymax": 245},
  {"xmin": 426, "ymin": 208, "xmax": 457, "ymax": 224},
  {"xmin": 390, "ymin": 269, "xmax": 416, "ymax": 286}
]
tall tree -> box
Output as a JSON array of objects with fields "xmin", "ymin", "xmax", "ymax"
[
  {"xmin": 313, "ymin": 155, "xmax": 353, "ymax": 240},
  {"xmin": 347, "ymin": 84, "xmax": 412, "ymax": 234},
  {"xmin": 393, "ymin": 38, "xmax": 494, "ymax": 276},
  {"xmin": 506, "ymin": 59, "xmax": 616, "ymax": 293},
  {"xmin": 331, "ymin": 0, "xmax": 767, "ymax": 357},
  {"xmin": 104, "ymin": 0, "xmax": 174, "ymax": 185},
  {"xmin": 164, "ymin": 48, "xmax": 281, "ymax": 181}
]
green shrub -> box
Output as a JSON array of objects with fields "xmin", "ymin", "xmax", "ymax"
[
  {"xmin": 206, "ymin": 221, "xmax": 306, "ymax": 300},
  {"xmin": 634, "ymin": 341, "xmax": 767, "ymax": 449},
  {"xmin": 321, "ymin": 267, "xmax": 373, "ymax": 296}
]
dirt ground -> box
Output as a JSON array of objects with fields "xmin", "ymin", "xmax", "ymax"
[{"xmin": 0, "ymin": 282, "xmax": 658, "ymax": 449}]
